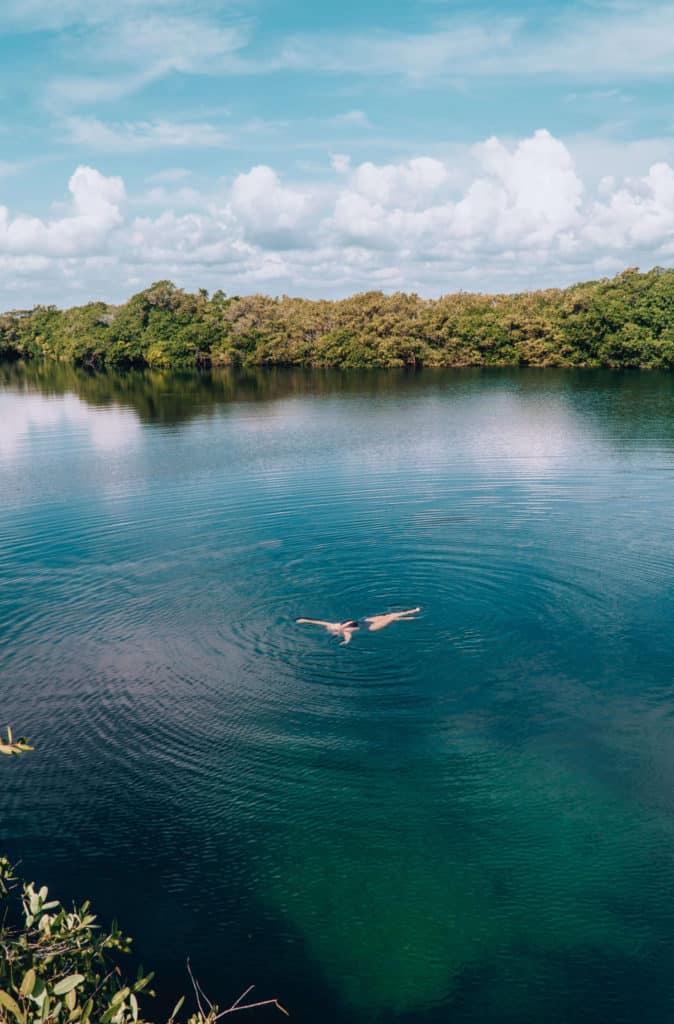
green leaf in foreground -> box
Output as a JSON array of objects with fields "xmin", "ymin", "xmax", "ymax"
[
  {"xmin": 19, "ymin": 969, "xmax": 36, "ymax": 997},
  {"xmin": 3, "ymin": 728, "xmax": 288, "ymax": 1022},
  {"xmin": 169, "ymin": 995, "xmax": 185, "ymax": 1021},
  {"xmin": 53, "ymin": 974, "xmax": 85, "ymax": 996},
  {"xmin": 0, "ymin": 989, "xmax": 25, "ymax": 1023}
]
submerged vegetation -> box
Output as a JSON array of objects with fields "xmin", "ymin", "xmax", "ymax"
[{"xmin": 2, "ymin": 267, "xmax": 674, "ymax": 371}]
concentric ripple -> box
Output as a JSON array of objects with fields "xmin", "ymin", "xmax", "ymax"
[{"xmin": 2, "ymin": 365, "xmax": 674, "ymax": 1024}]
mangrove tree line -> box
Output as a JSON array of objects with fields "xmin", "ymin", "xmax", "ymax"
[{"xmin": 2, "ymin": 267, "xmax": 674, "ymax": 371}]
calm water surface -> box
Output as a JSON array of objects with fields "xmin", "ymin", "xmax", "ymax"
[{"xmin": 2, "ymin": 363, "xmax": 674, "ymax": 1023}]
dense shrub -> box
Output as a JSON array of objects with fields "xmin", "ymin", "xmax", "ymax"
[{"xmin": 2, "ymin": 268, "xmax": 674, "ymax": 370}]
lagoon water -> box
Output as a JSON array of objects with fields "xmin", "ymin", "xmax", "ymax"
[{"xmin": 2, "ymin": 362, "xmax": 674, "ymax": 1023}]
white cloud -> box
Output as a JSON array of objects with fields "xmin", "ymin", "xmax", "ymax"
[
  {"xmin": 14, "ymin": 1, "xmax": 674, "ymax": 123},
  {"xmin": 469, "ymin": 131, "xmax": 584, "ymax": 242},
  {"xmin": 65, "ymin": 116, "xmax": 229, "ymax": 152},
  {"xmin": 0, "ymin": 161, "xmax": 23, "ymax": 178},
  {"xmin": 106, "ymin": 15, "xmax": 246, "ymax": 70},
  {"xmin": 331, "ymin": 154, "xmax": 351, "ymax": 175},
  {"xmin": 351, "ymin": 156, "xmax": 450, "ymax": 208},
  {"xmin": 584, "ymin": 162, "xmax": 674, "ymax": 249},
  {"xmin": 138, "ymin": 186, "xmax": 206, "ymax": 209},
  {"xmin": 0, "ymin": 0, "xmax": 221, "ymax": 32},
  {"xmin": 1, "ymin": 131, "xmax": 674, "ymax": 306},
  {"xmin": 43, "ymin": 11, "xmax": 251, "ymax": 110},
  {"xmin": 128, "ymin": 208, "xmax": 243, "ymax": 265},
  {"xmin": 278, "ymin": 21, "xmax": 515, "ymax": 79},
  {"xmin": 0, "ymin": 166, "xmax": 124, "ymax": 256},
  {"xmin": 275, "ymin": 4, "xmax": 674, "ymax": 80},
  {"xmin": 146, "ymin": 169, "xmax": 192, "ymax": 184},
  {"xmin": 333, "ymin": 110, "xmax": 371, "ymax": 127},
  {"xmin": 521, "ymin": 4, "xmax": 674, "ymax": 77},
  {"xmin": 328, "ymin": 131, "xmax": 582, "ymax": 255},
  {"xmin": 45, "ymin": 71, "xmax": 161, "ymax": 111},
  {"xmin": 229, "ymin": 166, "xmax": 311, "ymax": 248},
  {"xmin": 329, "ymin": 152, "xmax": 352, "ymax": 175},
  {"xmin": 568, "ymin": 135, "xmax": 674, "ymax": 185}
]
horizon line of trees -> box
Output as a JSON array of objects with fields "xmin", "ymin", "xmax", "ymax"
[{"xmin": 2, "ymin": 266, "xmax": 674, "ymax": 371}]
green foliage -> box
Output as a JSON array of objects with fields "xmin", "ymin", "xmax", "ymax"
[
  {"xmin": 0, "ymin": 859, "xmax": 156, "ymax": 1024},
  {"xmin": 1, "ymin": 730, "xmax": 287, "ymax": 1024},
  {"xmin": 1, "ymin": 733, "xmax": 156, "ymax": 1024},
  {"xmin": 2, "ymin": 267, "xmax": 674, "ymax": 370},
  {"xmin": 0, "ymin": 862, "xmax": 288, "ymax": 1024}
]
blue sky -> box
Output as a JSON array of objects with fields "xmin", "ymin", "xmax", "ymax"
[{"xmin": 1, "ymin": 0, "xmax": 674, "ymax": 305}]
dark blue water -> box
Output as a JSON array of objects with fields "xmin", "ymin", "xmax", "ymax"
[{"xmin": 2, "ymin": 363, "xmax": 674, "ymax": 1023}]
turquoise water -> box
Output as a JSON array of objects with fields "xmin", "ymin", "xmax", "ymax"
[{"xmin": 2, "ymin": 362, "xmax": 674, "ymax": 1023}]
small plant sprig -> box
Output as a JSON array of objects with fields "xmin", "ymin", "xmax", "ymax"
[{"xmin": 183, "ymin": 961, "xmax": 289, "ymax": 1023}]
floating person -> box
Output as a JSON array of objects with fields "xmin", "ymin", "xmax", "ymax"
[
  {"xmin": 296, "ymin": 618, "xmax": 360, "ymax": 645},
  {"xmin": 364, "ymin": 607, "xmax": 421, "ymax": 632}
]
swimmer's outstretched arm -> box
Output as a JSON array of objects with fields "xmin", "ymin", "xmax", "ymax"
[{"xmin": 297, "ymin": 618, "xmax": 358, "ymax": 645}]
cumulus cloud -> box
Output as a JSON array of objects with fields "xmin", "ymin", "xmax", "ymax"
[
  {"xmin": 351, "ymin": 156, "xmax": 449, "ymax": 208},
  {"xmin": 329, "ymin": 131, "xmax": 582, "ymax": 256},
  {"xmin": 128, "ymin": 208, "xmax": 243, "ymax": 266},
  {"xmin": 1, "ymin": 131, "xmax": 674, "ymax": 306},
  {"xmin": 0, "ymin": 166, "xmax": 124, "ymax": 256},
  {"xmin": 229, "ymin": 166, "xmax": 311, "ymax": 248},
  {"xmin": 584, "ymin": 162, "xmax": 674, "ymax": 250},
  {"xmin": 461, "ymin": 131, "xmax": 583, "ymax": 245}
]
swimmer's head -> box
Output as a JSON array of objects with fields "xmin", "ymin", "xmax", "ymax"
[{"xmin": 342, "ymin": 620, "xmax": 359, "ymax": 629}]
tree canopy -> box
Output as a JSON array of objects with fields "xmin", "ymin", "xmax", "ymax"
[{"xmin": 2, "ymin": 268, "xmax": 674, "ymax": 371}]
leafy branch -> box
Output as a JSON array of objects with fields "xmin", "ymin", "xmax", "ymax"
[{"xmin": 1, "ymin": 730, "xmax": 288, "ymax": 1023}]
